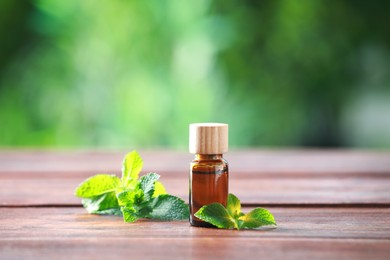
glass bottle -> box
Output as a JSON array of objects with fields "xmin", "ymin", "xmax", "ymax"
[{"xmin": 189, "ymin": 123, "xmax": 229, "ymax": 227}]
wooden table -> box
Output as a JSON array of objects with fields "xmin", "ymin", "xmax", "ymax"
[{"xmin": 1, "ymin": 150, "xmax": 390, "ymax": 259}]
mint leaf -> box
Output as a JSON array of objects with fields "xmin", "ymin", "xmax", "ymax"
[
  {"xmin": 116, "ymin": 189, "xmax": 139, "ymax": 207},
  {"xmin": 195, "ymin": 203, "xmax": 236, "ymax": 229},
  {"xmin": 122, "ymin": 151, "xmax": 143, "ymax": 185},
  {"xmin": 138, "ymin": 173, "xmax": 160, "ymax": 201},
  {"xmin": 121, "ymin": 206, "xmax": 139, "ymax": 222},
  {"xmin": 117, "ymin": 186, "xmax": 146, "ymax": 205},
  {"xmin": 117, "ymin": 175, "xmax": 176, "ymax": 222},
  {"xmin": 117, "ymin": 185, "xmax": 153, "ymax": 222},
  {"xmin": 148, "ymin": 194, "xmax": 189, "ymax": 221},
  {"xmin": 76, "ymin": 150, "xmax": 190, "ymax": 224},
  {"xmin": 194, "ymin": 193, "xmax": 277, "ymax": 230},
  {"xmin": 239, "ymin": 208, "xmax": 276, "ymax": 229},
  {"xmin": 82, "ymin": 191, "xmax": 121, "ymax": 215},
  {"xmin": 227, "ymin": 193, "xmax": 242, "ymax": 218},
  {"xmin": 75, "ymin": 174, "xmax": 120, "ymax": 198},
  {"xmin": 96, "ymin": 208, "xmax": 122, "ymax": 216},
  {"xmin": 153, "ymin": 181, "xmax": 167, "ymax": 197}
]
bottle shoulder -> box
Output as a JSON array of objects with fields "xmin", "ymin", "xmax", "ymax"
[
  {"xmin": 191, "ymin": 158, "xmax": 228, "ymax": 174},
  {"xmin": 191, "ymin": 158, "xmax": 228, "ymax": 166}
]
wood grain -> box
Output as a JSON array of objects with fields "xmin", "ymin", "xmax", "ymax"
[
  {"xmin": 1, "ymin": 150, "xmax": 390, "ymax": 260},
  {"xmin": 1, "ymin": 238, "xmax": 389, "ymax": 260},
  {"xmin": 1, "ymin": 207, "xmax": 389, "ymax": 239},
  {"xmin": 0, "ymin": 207, "xmax": 389, "ymax": 260},
  {"xmin": 1, "ymin": 176, "xmax": 390, "ymax": 206},
  {"xmin": 1, "ymin": 149, "xmax": 389, "ymax": 175},
  {"xmin": 1, "ymin": 150, "xmax": 389, "ymax": 206}
]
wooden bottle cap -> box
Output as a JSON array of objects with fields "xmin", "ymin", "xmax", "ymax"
[{"xmin": 189, "ymin": 123, "xmax": 228, "ymax": 154}]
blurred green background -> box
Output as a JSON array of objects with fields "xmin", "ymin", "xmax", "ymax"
[{"xmin": 1, "ymin": 0, "xmax": 390, "ymax": 149}]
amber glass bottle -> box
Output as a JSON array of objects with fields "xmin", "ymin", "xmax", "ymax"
[{"xmin": 189, "ymin": 123, "xmax": 229, "ymax": 227}]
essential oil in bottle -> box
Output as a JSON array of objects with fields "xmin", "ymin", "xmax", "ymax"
[{"xmin": 189, "ymin": 123, "xmax": 229, "ymax": 227}]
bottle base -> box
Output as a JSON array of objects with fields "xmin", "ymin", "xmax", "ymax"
[{"xmin": 190, "ymin": 218, "xmax": 216, "ymax": 228}]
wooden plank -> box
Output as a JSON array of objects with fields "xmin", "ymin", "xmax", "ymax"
[
  {"xmin": 1, "ymin": 238, "xmax": 389, "ymax": 260},
  {"xmin": 0, "ymin": 207, "xmax": 389, "ymax": 259},
  {"xmin": 1, "ymin": 150, "xmax": 389, "ymax": 206},
  {"xmin": 1, "ymin": 207, "xmax": 389, "ymax": 239},
  {"xmin": 1, "ymin": 150, "xmax": 389, "ymax": 259},
  {"xmin": 231, "ymin": 177, "xmax": 390, "ymax": 205},
  {"xmin": 1, "ymin": 176, "xmax": 390, "ymax": 206},
  {"xmin": 0, "ymin": 149, "xmax": 389, "ymax": 175}
]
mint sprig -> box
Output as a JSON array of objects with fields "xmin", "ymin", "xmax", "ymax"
[
  {"xmin": 195, "ymin": 193, "xmax": 276, "ymax": 230},
  {"xmin": 75, "ymin": 151, "xmax": 189, "ymax": 222}
]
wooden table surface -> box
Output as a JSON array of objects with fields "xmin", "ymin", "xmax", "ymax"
[{"xmin": 1, "ymin": 149, "xmax": 390, "ymax": 259}]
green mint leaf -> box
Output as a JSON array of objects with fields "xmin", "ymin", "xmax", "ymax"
[
  {"xmin": 122, "ymin": 151, "xmax": 143, "ymax": 185},
  {"xmin": 117, "ymin": 173, "xmax": 167, "ymax": 221},
  {"xmin": 117, "ymin": 186, "xmax": 154, "ymax": 222},
  {"xmin": 135, "ymin": 202, "xmax": 153, "ymax": 217},
  {"xmin": 121, "ymin": 206, "xmax": 139, "ymax": 222},
  {"xmin": 81, "ymin": 191, "xmax": 121, "ymax": 215},
  {"xmin": 153, "ymin": 181, "xmax": 167, "ymax": 197},
  {"xmin": 148, "ymin": 194, "xmax": 189, "ymax": 221},
  {"xmin": 96, "ymin": 208, "xmax": 122, "ymax": 216},
  {"xmin": 194, "ymin": 193, "xmax": 277, "ymax": 230},
  {"xmin": 239, "ymin": 208, "xmax": 277, "ymax": 229},
  {"xmin": 195, "ymin": 203, "xmax": 236, "ymax": 229},
  {"xmin": 227, "ymin": 193, "xmax": 241, "ymax": 218},
  {"xmin": 75, "ymin": 151, "xmax": 192, "ymax": 224},
  {"xmin": 75, "ymin": 174, "xmax": 120, "ymax": 198},
  {"xmin": 116, "ymin": 189, "xmax": 133, "ymax": 207},
  {"xmin": 116, "ymin": 188, "xmax": 144, "ymax": 207},
  {"xmin": 138, "ymin": 172, "xmax": 160, "ymax": 201}
]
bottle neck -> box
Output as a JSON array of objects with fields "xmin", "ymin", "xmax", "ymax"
[{"xmin": 195, "ymin": 154, "xmax": 223, "ymax": 160}]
